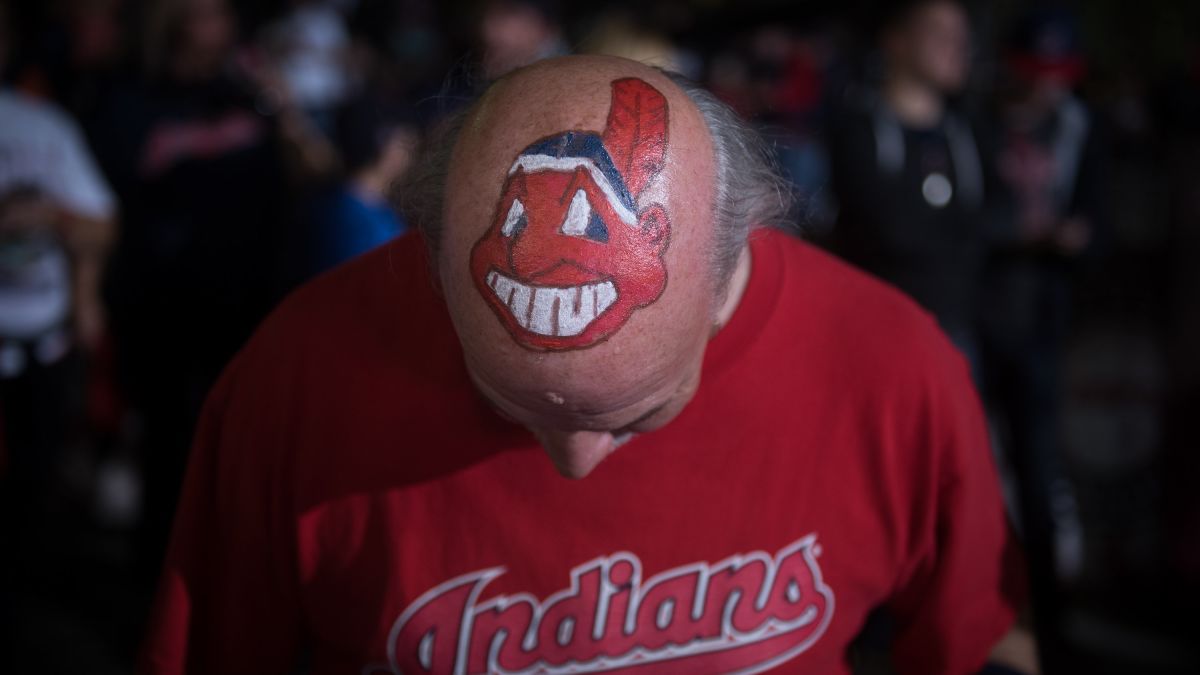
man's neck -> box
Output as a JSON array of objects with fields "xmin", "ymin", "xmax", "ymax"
[
  {"xmin": 714, "ymin": 245, "xmax": 752, "ymax": 331},
  {"xmin": 883, "ymin": 74, "xmax": 945, "ymax": 129}
]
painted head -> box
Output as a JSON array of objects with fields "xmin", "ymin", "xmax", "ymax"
[
  {"xmin": 425, "ymin": 56, "xmax": 784, "ymax": 478},
  {"xmin": 469, "ymin": 79, "xmax": 670, "ymax": 350}
]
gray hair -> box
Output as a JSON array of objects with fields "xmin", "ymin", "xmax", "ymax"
[
  {"xmin": 397, "ymin": 70, "xmax": 792, "ymax": 298},
  {"xmin": 662, "ymin": 72, "xmax": 793, "ymax": 294}
]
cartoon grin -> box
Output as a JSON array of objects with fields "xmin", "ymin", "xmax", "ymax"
[{"xmin": 483, "ymin": 269, "xmax": 618, "ymax": 337}]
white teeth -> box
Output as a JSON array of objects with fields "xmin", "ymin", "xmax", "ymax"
[
  {"xmin": 529, "ymin": 287, "xmax": 558, "ymax": 335},
  {"xmin": 594, "ymin": 280, "xmax": 617, "ymax": 316},
  {"xmin": 486, "ymin": 271, "xmax": 618, "ymax": 337},
  {"xmin": 556, "ymin": 285, "xmax": 593, "ymax": 335},
  {"xmin": 510, "ymin": 283, "xmax": 532, "ymax": 328}
]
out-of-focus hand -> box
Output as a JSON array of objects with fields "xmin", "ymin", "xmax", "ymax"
[
  {"xmin": 0, "ymin": 191, "xmax": 58, "ymax": 236},
  {"xmin": 233, "ymin": 46, "xmax": 294, "ymax": 111},
  {"xmin": 988, "ymin": 624, "xmax": 1040, "ymax": 674},
  {"xmin": 1017, "ymin": 204, "xmax": 1057, "ymax": 243},
  {"xmin": 73, "ymin": 293, "xmax": 106, "ymax": 353},
  {"xmin": 1053, "ymin": 216, "xmax": 1092, "ymax": 255}
]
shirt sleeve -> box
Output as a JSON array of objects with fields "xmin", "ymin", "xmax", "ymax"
[
  {"xmin": 138, "ymin": 363, "xmax": 303, "ymax": 674},
  {"xmin": 887, "ymin": 350, "xmax": 1025, "ymax": 675}
]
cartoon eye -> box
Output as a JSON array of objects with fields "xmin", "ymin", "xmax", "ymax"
[
  {"xmin": 560, "ymin": 189, "xmax": 609, "ymax": 243},
  {"xmin": 501, "ymin": 198, "xmax": 526, "ymax": 237}
]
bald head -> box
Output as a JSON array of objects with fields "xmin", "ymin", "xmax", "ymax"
[
  {"xmin": 450, "ymin": 60, "xmax": 713, "ymax": 349},
  {"xmin": 412, "ymin": 55, "xmax": 788, "ymax": 478}
]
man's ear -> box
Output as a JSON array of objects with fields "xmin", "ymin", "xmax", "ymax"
[{"xmin": 637, "ymin": 204, "xmax": 671, "ymax": 254}]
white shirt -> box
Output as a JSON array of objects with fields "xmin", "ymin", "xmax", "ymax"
[
  {"xmin": 0, "ymin": 89, "xmax": 116, "ymax": 221},
  {"xmin": 0, "ymin": 90, "xmax": 115, "ymax": 342}
]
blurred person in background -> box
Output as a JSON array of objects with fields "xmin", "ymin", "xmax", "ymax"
[
  {"xmin": 828, "ymin": 0, "xmax": 985, "ymax": 369},
  {"xmin": 580, "ymin": 7, "xmax": 692, "ymax": 76},
  {"xmin": 87, "ymin": 0, "xmax": 292, "ymax": 583},
  {"xmin": 281, "ymin": 93, "xmax": 418, "ymax": 287},
  {"xmin": 257, "ymin": 0, "xmax": 357, "ymax": 136},
  {"xmin": 825, "ymin": 1, "xmax": 1036, "ymax": 667},
  {"xmin": 0, "ymin": 0, "xmax": 117, "ymax": 664},
  {"xmin": 748, "ymin": 22, "xmax": 838, "ymax": 233},
  {"xmin": 695, "ymin": 20, "xmax": 837, "ymax": 232},
  {"xmin": 479, "ymin": 0, "xmax": 567, "ymax": 80},
  {"xmin": 976, "ymin": 7, "xmax": 1104, "ymax": 668},
  {"xmin": 5, "ymin": 0, "xmax": 130, "ymax": 126}
]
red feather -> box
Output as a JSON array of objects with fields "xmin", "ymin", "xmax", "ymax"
[{"xmin": 601, "ymin": 78, "xmax": 669, "ymax": 199}]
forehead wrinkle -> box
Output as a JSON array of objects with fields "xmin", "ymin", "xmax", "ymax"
[
  {"xmin": 478, "ymin": 354, "xmax": 676, "ymax": 420},
  {"xmin": 524, "ymin": 391, "xmax": 669, "ymax": 432}
]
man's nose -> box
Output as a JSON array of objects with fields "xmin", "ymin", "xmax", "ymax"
[{"xmin": 530, "ymin": 428, "xmax": 617, "ymax": 479}]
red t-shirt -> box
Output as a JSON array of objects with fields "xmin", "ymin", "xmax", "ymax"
[{"xmin": 140, "ymin": 229, "xmax": 1020, "ymax": 675}]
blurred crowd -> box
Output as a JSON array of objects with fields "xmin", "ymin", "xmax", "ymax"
[{"xmin": 0, "ymin": 0, "xmax": 1197, "ymax": 672}]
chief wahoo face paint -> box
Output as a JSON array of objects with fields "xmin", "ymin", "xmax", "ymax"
[{"xmin": 470, "ymin": 78, "xmax": 671, "ymax": 350}]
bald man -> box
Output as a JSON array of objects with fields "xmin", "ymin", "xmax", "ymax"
[{"xmin": 141, "ymin": 57, "xmax": 1029, "ymax": 675}]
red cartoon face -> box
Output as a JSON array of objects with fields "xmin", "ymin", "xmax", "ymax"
[
  {"xmin": 469, "ymin": 78, "xmax": 671, "ymax": 350},
  {"xmin": 470, "ymin": 167, "xmax": 669, "ymax": 350}
]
